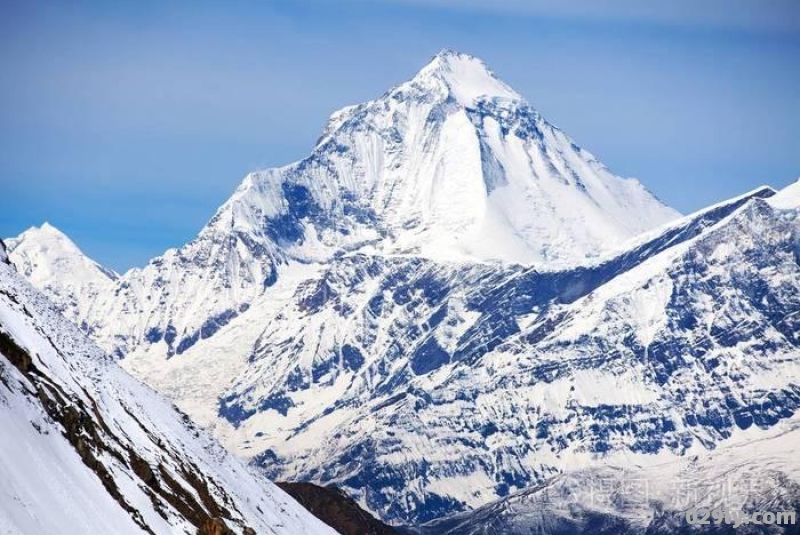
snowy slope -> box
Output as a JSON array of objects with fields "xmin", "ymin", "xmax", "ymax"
[
  {"xmin": 7, "ymin": 49, "xmax": 680, "ymax": 361},
  {"xmin": 768, "ymin": 178, "xmax": 800, "ymax": 209},
  {"xmin": 0, "ymin": 251, "xmax": 337, "ymax": 535},
  {"xmin": 413, "ymin": 415, "xmax": 800, "ymax": 534}
]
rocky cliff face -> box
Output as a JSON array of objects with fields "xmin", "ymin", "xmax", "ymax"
[{"xmin": 196, "ymin": 185, "xmax": 797, "ymax": 524}]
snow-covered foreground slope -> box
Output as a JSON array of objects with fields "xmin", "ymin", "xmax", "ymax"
[
  {"xmin": 7, "ymin": 49, "xmax": 679, "ymax": 361},
  {"xmin": 0, "ymin": 255, "xmax": 336, "ymax": 534},
  {"xmin": 412, "ymin": 415, "xmax": 800, "ymax": 534}
]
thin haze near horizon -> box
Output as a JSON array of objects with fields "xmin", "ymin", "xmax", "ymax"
[{"xmin": 1, "ymin": 0, "xmax": 798, "ymax": 272}]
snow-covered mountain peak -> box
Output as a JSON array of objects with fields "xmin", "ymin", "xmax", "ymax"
[
  {"xmin": 216, "ymin": 50, "xmax": 681, "ymax": 269},
  {"xmin": 12, "ymin": 223, "xmax": 70, "ymax": 253},
  {"xmin": 319, "ymin": 49, "xmax": 523, "ymax": 144},
  {"xmin": 10, "ymin": 221, "xmax": 72, "ymax": 249},
  {"xmin": 406, "ymin": 49, "xmax": 521, "ymax": 105},
  {"xmin": 5, "ymin": 51, "xmax": 684, "ymax": 362},
  {"xmin": 6, "ymin": 223, "xmax": 117, "ymax": 327},
  {"xmin": 7, "ymin": 222, "xmax": 117, "ymax": 282}
]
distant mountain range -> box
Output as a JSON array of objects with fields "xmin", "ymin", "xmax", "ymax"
[{"xmin": 6, "ymin": 50, "xmax": 800, "ymax": 530}]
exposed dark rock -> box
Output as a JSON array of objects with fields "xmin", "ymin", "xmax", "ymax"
[
  {"xmin": 198, "ymin": 517, "xmax": 236, "ymax": 535},
  {"xmin": 277, "ymin": 482, "xmax": 398, "ymax": 535}
]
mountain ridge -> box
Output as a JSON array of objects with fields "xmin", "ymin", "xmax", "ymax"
[{"xmin": 410, "ymin": 414, "xmax": 800, "ymax": 534}]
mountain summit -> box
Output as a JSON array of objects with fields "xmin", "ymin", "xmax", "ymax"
[
  {"xmin": 212, "ymin": 49, "xmax": 679, "ymax": 268},
  {"xmin": 403, "ymin": 49, "xmax": 521, "ymax": 105},
  {"xmin": 4, "ymin": 50, "xmax": 682, "ymax": 360},
  {"xmin": 6, "ymin": 223, "xmax": 117, "ymax": 327}
]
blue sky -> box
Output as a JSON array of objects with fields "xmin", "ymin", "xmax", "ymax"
[{"xmin": 2, "ymin": 0, "xmax": 799, "ymax": 272}]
